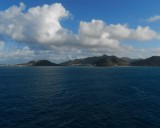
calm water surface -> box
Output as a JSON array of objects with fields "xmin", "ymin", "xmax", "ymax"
[{"xmin": 0, "ymin": 66, "xmax": 160, "ymax": 128}]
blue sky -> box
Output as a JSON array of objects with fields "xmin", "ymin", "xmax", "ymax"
[{"xmin": 0, "ymin": 0, "xmax": 160, "ymax": 63}]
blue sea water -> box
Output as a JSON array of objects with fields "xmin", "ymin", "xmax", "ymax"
[{"xmin": 0, "ymin": 66, "xmax": 160, "ymax": 128}]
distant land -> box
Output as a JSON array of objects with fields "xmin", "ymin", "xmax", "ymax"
[
  {"xmin": 60, "ymin": 55, "xmax": 129, "ymax": 66},
  {"xmin": 130, "ymin": 56, "xmax": 160, "ymax": 66},
  {"xmin": 2, "ymin": 55, "xmax": 160, "ymax": 67},
  {"xmin": 17, "ymin": 60, "xmax": 59, "ymax": 66}
]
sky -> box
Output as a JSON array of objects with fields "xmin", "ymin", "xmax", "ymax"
[{"xmin": 1, "ymin": 0, "xmax": 160, "ymax": 64}]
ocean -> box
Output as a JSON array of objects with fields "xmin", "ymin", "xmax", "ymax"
[{"xmin": 0, "ymin": 66, "xmax": 160, "ymax": 128}]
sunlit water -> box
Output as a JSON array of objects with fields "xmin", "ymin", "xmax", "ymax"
[{"xmin": 0, "ymin": 66, "xmax": 160, "ymax": 128}]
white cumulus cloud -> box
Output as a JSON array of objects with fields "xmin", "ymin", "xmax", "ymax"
[
  {"xmin": 0, "ymin": 3, "xmax": 159, "ymax": 48},
  {"xmin": 129, "ymin": 26, "xmax": 159, "ymax": 41},
  {"xmin": 0, "ymin": 2, "xmax": 72, "ymax": 45},
  {"xmin": 78, "ymin": 19, "xmax": 160, "ymax": 48},
  {"xmin": 78, "ymin": 20, "xmax": 119, "ymax": 48}
]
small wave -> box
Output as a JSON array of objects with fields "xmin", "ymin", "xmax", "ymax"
[{"xmin": 58, "ymin": 119, "xmax": 75, "ymax": 127}]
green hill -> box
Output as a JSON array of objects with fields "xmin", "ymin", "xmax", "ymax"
[
  {"xmin": 61, "ymin": 55, "xmax": 128, "ymax": 66},
  {"xmin": 131, "ymin": 56, "xmax": 160, "ymax": 66},
  {"xmin": 18, "ymin": 60, "xmax": 59, "ymax": 66}
]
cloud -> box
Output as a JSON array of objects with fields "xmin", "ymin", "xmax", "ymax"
[
  {"xmin": 105, "ymin": 24, "xmax": 159, "ymax": 41},
  {"xmin": 0, "ymin": 45, "xmax": 35, "ymax": 63},
  {"xmin": 146, "ymin": 15, "xmax": 160, "ymax": 22},
  {"xmin": 0, "ymin": 40, "xmax": 4, "ymax": 48},
  {"xmin": 0, "ymin": 3, "xmax": 159, "ymax": 48},
  {"xmin": 78, "ymin": 20, "xmax": 119, "ymax": 48},
  {"xmin": 0, "ymin": 2, "xmax": 72, "ymax": 45},
  {"xmin": 105, "ymin": 24, "xmax": 131, "ymax": 40},
  {"xmin": 0, "ymin": 3, "xmax": 159, "ymax": 47},
  {"xmin": 78, "ymin": 20, "xmax": 159, "ymax": 48},
  {"xmin": 129, "ymin": 26, "xmax": 159, "ymax": 41}
]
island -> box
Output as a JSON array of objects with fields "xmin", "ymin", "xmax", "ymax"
[
  {"xmin": 17, "ymin": 60, "xmax": 59, "ymax": 66},
  {"xmin": 4, "ymin": 55, "xmax": 160, "ymax": 67}
]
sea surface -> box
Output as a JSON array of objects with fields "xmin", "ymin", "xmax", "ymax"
[{"xmin": 0, "ymin": 66, "xmax": 160, "ymax": 128}]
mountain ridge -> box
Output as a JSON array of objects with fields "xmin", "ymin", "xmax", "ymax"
[
  {"xmin": 13, "ymin": 55, "xmax": 160, "ymax": 67},
  {"xmin": 131, "ymin": 56, "xmax": 160, "ymax": 66},
  {"xmin": 60, "ymin": 54, "xmax": 137, "ymax": 66},
  {"xmin": 17, "ymin": 60, "xmax": 59, "ymax": 66}
]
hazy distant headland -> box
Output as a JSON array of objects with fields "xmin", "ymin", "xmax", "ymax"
[
  {"xmin": 9, "ymin": 55, "xmax": 160, "ymax": 67},
  {"xmin": 17, "ymin": 60, "xmax": 59, "ymax": 66}
]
